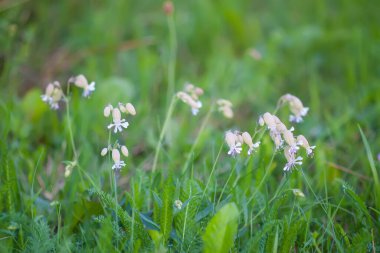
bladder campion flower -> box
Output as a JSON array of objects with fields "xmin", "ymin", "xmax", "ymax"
[
  {"xmin": 242, "ymin": 132, "xmax": 260, "ymax": 155},
  {"xmin": 111, "ymin": 148, "xmax": 126, "ymax": 171},
  {"xmin": 296, "ymin": 135, "xmax": 316, "ymax": 156},
  {"xmin": 69, "ymin": 74, "xmax": 95, "ymax": 97},
  {"xmin": 283, "ymin": 129, "xmax": 300, "ymax": 155},
  {"xmin": 278, "ymin": 94, "xmax": 309, "ymax": 123},
  {"xmin": 107, "ymin": 108, "xmax": 129, "ymax": 133},
  {"xmin": 217, "ymin": 99, "xmax": 234, "ymax": 119},
  {"xmin": 225, "ymin": 131, "xmax": 242, "ymax": 156},
  {"xmin": 41, "ymin": 81, "xmax": 63, "ymax": 110},
  {"xmin": 177, "ymin": 83, "xmax": 203, "ymax": 115},
  {"xmin": 283, "ymin": 146, "xmax": 303, "ymax": 172}
]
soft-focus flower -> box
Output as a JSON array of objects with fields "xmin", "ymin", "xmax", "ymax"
[
  {"xmin": 41, "ymin": 81, "xmax": 63, "ymax": 110},
  {"xmin": 242, "ymin": 132, "xmax": 260, "ymax": 155},
  {"xmin": 296, "ymin": 135, "xmax": 316, "ymax": 156},
  {"xmin": 248, "ymin": 48, "xmax": 262, "ymax": 60},
  {"xmin": 283, "ymin": 129, "xmax": 299, "ymax": 155},
  {"xmin": 69, "ymin": 74, "xmax": 95, "ymax": 97},
  {"xmin": 111, "ymin": 149, "xmax": 126, "ymax": 171},
  {"xmin": 100, "ymin": 148, "xmax": 108, "ymax": 156},
  {"xmin": 217, "ymin": 99, "xmax": 234, "ymax": 119},
  {"xmin": 225, "ymin": 131, "xmax": 242, "ymax": 156},
  {"xmin": 107, "ymin": 108, "xmax": 129, "ymax": 133},
  {"xmin": 177, "ymin": 90, "xmax": 202, "ymax": 115},
  {"xmin": 104, "ymin": 104, "xmax": 113, "ymax": 117},
  {"xmin": 279, "ymin": 94, "xmax": 309, "ymax": 123}
]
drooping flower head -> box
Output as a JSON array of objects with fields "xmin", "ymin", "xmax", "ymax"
[
  {"xmin": 283, "ymin": 146, "xmax": 303, "ymax": 172},
  {"xmin": 177, "ymin": 83, "xmax": 203, "ymax": 115},
  {"xmin": 107, "ymin": 108, "xmax": 129, "ymax": 133},
  {"xmin": 296, "ymin": 135, "xmax": 316, "ymax": 156},
  {"xmin": 217, "ymin": 99, "xmax": 234, "ymax": 119},
  {"xmin": 225, "ymin": 131, "xmax": 242, "ymax": 156},
  {"xmin": 41, "ymin": 81, "xmax": 63, "ymax": 110},
  {"xmin": 242, "ymin": 132, "xmax": 260, "ymax": 155},
  {"xmin": 69, "ymin": 74, "xmax": 95, "ymax": 97},
  {"xmin": 278, "ymin": 94, "xmax": 309, "ymax": 123}
]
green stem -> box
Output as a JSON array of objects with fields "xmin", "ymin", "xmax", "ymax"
[
  {"xmin": 166, "ymin": 13, "xmax": 177, "ymax": 106},
  {"xmin": 181, "ymin": 102, "xmax": 215, "ymax": 174},
  {"xmin": 64, "ymin": 84, "xmax": 78, "ymax": 161},
  {"xmin": 152, "ymin": 96, "xmax": 177, "ymax": 173}
]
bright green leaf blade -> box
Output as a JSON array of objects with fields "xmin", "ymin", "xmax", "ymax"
[{"xmin": 202, "ymin": 202, "xmax": 239, "ymax": 253}]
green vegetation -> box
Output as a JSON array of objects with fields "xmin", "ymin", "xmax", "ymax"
[{"xmin": 1, "ymin": 0, "xmax": 379, "ymax": 252}]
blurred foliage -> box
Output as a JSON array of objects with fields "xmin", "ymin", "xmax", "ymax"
[{"xmin": 1, "ymin": 0, "xmax": 380, "ymax": 252}]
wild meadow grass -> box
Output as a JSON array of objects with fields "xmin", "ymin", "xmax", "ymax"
[{"xmin": 1, "ymin": 1, "xmax": 380, "ymax": 252}]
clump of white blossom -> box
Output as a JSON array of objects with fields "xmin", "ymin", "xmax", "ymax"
[
  {"xmin": 68, "ymin": 74, "xmax": 96, "ymax": 97},
  {"xmin": 225, "ymin": 94, "xmax": 315, "ymax": 173},
  {"xmin": 177, "ymin": 83, "xmax": 203, "ymax": 115},
  {"xmin": 41, "ymin": 74, "xmax": 95, "ymax": 110},
  {"xmin": 217, "ymin": 99, "xmax": 234, "ymax": 119},
  {"xmin": 225, "ymin": 131, "xmax": 260, "ymax": 156},
  {"xmin": 102, "ymin": 102, "xmax": 136, "ymax": 172},
  {"xmin": 41, "ymin": 81, "xmax": 63, "ymax": 110},
  {"xmin": 278, "ymin": 93, "xmax": 309, "ymax": 123}
]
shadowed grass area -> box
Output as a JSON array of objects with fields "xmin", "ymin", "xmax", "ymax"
[{"xmin": 1, "ymin": 0, "xmax": 379, "ymax": 252}]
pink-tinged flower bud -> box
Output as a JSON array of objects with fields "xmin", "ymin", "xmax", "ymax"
[
  {"xmin": 112, "ymin": 149, "xmax": 120, "ymax": 163},
  {"xmin": 163, "ymin": 1, "xmax": 174, "ymax": 15},
  {"xmin": 224, "ymin": 107, "xmax": 234, "ymax": 119},
  {"xmin": 71, "ymin": 74, "xmax": 88, "ymax": 88},
  {"xmin": 125, "ymin": 103, "xmax": 136, "ymax": 116},
  {"xmin": 112, "ymin": 108, "xmax": 121, "ymax": 122},
  {"xmin": 121, "ymin": 145, "xmax": 129, "ymax": 157},
  {"xmin": 101, "ymin": 148, "xmax": 108, "ymax": 156},
  {"xmin": 46, "ymin": 83, "xmax": 54, "ymax": 96},
  {"xmin": 119, "ymin": 103, "xmax": 126, "ymax": 113},
  {"xmin": 262, "ymin": 112, "xmax": 276, "ymax": 129},
  {"xmin": 104, "ymin": 105, "xmax": 112, "ymax": 117},
  {"xmin": 242, "ymin": 132, "xmax": 253, "ymax": 147},
  {"xmin": 283, "ymin": 129, "xmax": 296, "ymax": 147},
  {"xmin": 225, "ymin": 131, "xmax": 236, "ymax": 147}
]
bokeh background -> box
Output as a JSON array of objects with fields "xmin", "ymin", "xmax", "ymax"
[{"xmin": 1, "ymin": 0, "xmax": 380, "ymax": 251}]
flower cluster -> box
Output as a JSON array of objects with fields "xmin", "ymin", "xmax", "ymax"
[
  {"xmin": 217, "ymin": 99, "xmax": 234, "ymax": 119},
  {"xmin": 225, "ymin": 131, "xmax": 260, "ymax": 156},
  {"xmin": 68, "ymin": 74, "xmax": 95, "ymax": 98},
  {"xmin": 104, "ymin": 103, "xmax": 136, "ymax": 133},
  {"xmin": 41, "ymin": 81, "xmax": 63, "ymax": 110},
  {"xmin": 102, "ymin": 102, "xmax": 136, "ymax": 171},
  {"xmin": 258, "ymin": 111, "xmax": 315, "ymax": 172},
  {"xmin": 278, "ymin": 94, "xmax": 309, "ymax": 123},
  {"xmin": 101, "ymin": 144, "xmax": 129, "ymax": 171},
  {"xmin": 41, "ymin": 74, "xmax": 95, "ymax": 110},
  {"xmin": 176, "ymin": 83, "xmax": 203, "ymax": 115}
]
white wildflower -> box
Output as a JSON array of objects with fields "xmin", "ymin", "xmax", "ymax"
[
  {"xmin": 107, "ymin": 108, "xmax": 129, "ymax": 133},
  {"xmin": 283, "ymin": 146, "xmax": 303, "ymax": 172},
  {"xmin": 41, "ymin": 81, "xmax": 63, "ymax": 110},
  {"xmin": 217, "ymin": 99, "xmax": 234, "ymax": 119},
  {"xmin": 242, "ymin": 132, "xmax": 260, "ymax": 155},
  {"xmin": 69, "ymin": 74, "xmax": 95, "ymax": 97},
  {"xmin": 296, "ymin": 135, "xmax": 316, "ymax": 156},
  {"xmin": 279, "ymin": 94, "xmax": 309, "ymax": 123},
  {"xmin": 225, "ymin": 131, "xmax": 242, "ymax": 156},
  {"xmin": 111, "ymin": 149, "xmax": 126, "ymax": 171},
  {"xmin": 177, "ymin": 84, "xmax": 203, "ymax": 115}
]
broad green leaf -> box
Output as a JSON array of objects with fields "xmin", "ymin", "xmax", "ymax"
[{"xmin": 202, "ymin": 202, "xmax": 239, "ymax": 253}]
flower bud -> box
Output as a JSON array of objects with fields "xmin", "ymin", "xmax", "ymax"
[
  {"xmin": 101, "ymin": 148, "xmax": 108, "ymax": 156},
  {"xmin": 112, "ymin": 108, "xmax": 121, "ymax": 122},
  {"xmin": 163, "ymin": 1, "xmax": 174, "ymax": 15},
  {"xmin": 104, "ymin": 105, "xmax": 112, "ymax": 117},
  {"xmin": 125, "ymin": 103, "xmax": 136, "ymax": 116},
  {"xmin": 121, "ymin": 145, "xmax": 129, "ymax": 157},
  {"xmin": 112, "ymin": 149, "xmax": 120, "ymax": 163}
]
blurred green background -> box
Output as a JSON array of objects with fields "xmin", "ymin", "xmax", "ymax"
[
  {"xmin": 1, "ymin": 0, "xmax": 380, "ymax": 251},
  {"xmin": 2, "ymin": 0, "xmax": 379, "ymax": 172}
]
